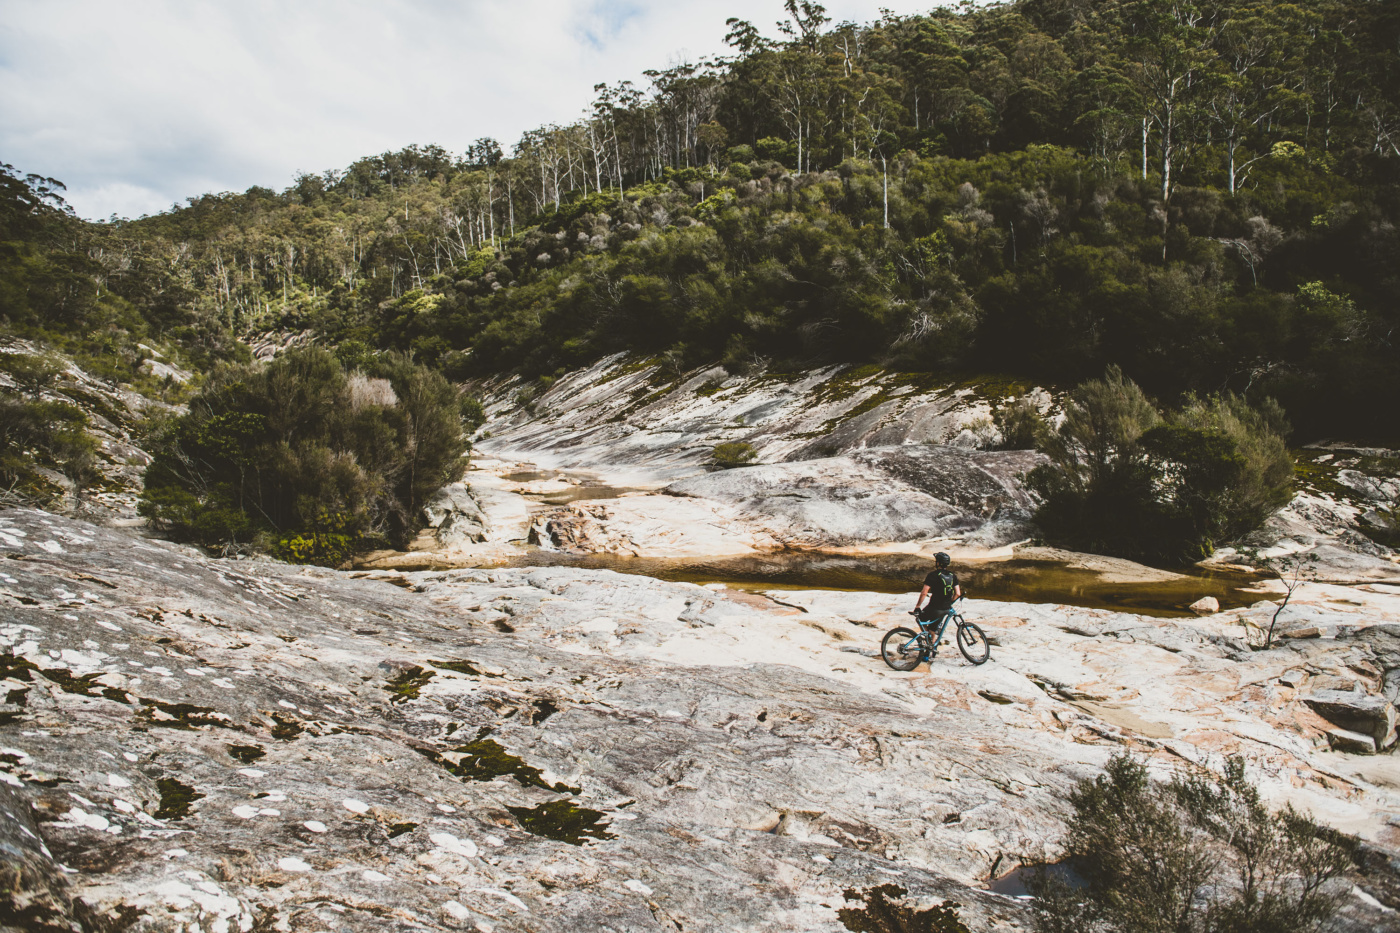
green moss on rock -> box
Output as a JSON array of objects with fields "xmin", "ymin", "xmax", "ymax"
[
  {"xmin": 137, "ymin": 699, "xmax": 240, "ymax": 731},
  {"xmin": 227, "ymin": 744, "xmax": 265, "ymax": 764},
  {"xmin": 837, "ymin": 884, "xmax": 971, "ymax": 933},
  {"xmin": 384, "ymin": 665, "xmax": 434, "ymax": 702},
  {"xmin": 154, "ymin": 777, "xmax": 204, "ymax": 820},
  {"xmin": 506, "ymin": 800, "xmax": 615, "ymax": 846},
  {"xmin": 419, "ymin": 736, "xmax": 578, "ymax": 793}
]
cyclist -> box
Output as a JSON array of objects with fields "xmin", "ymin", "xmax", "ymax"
[
  {"xmin": 913, "ymin": 552, "xmax": 961, "ymax": 634},
  {"xmin": 882, "ymin": 551, "xmax": 988, "ymax": 669}
]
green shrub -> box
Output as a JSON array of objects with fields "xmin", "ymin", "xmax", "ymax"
[
  {"xmin": 139, "ymin": 347, "xmax": 470, "ymax": 562},
  {"xmin": 0, "ymin": 352, "xmax": 62, "ymax": 396},
  {"xmin": 460, "ymin": 394, "xmax": 487, "ymax": 432},
  {"xmin": 1029, "ymin": 754, "xmax": 1351, "ymax": 933},
  {"xmin": 993, "ymin": 397, "xmax": 1049, "ymax": 450},
  {"xmin": 0, "ymin": 396, "xmax": 98, "ymax": 501},
  {"xmin": 710, "ymin": 441, "xmax": 758, "ymax": 468},
  {"xmin": 1030, "ymin": 368, "xmax": 1292, "ymax": 562}
]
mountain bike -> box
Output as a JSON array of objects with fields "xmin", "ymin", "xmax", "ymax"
[{"xmin": 881, "ymin": 597, "xmax": 990, "ymax": 669}]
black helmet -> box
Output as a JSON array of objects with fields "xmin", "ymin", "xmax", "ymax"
[{"xmin": 935, "ymin": 552, "xmax": 951, "ymax": 568}]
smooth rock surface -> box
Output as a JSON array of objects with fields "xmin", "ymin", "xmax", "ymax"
[
  {"xmin": 664, "ymin": 447, "xmax": 1042, "ymax": 550},
  {"xmin": 472, "ymin": 355, "xmax": 1036, "ymax": 473},
  {"xmin": 4, "ymin": 509, "xmax": 1400, "ymax": 930}
]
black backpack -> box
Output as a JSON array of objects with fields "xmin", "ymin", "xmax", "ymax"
[{"xmin": 931, "ymin": 570, "xmax": 956, "ymax": 603}]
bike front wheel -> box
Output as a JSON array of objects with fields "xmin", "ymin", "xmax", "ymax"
[
  {"xmin": 881, "ymin": 627, "xmax": 924, "ymax": 671},
  {"xmin": 956, "ymin": 621, "xmax": 991, "ymax": 665}
]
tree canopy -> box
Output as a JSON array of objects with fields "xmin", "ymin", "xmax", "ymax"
[{"xmin": 2, "ymin": 0, "xmax": 1397, "ymax": 442}]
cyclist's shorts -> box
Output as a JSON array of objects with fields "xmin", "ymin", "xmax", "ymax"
[{"xmin": 918, "ymin": 607, "xmax": 954, "ymax": 625}]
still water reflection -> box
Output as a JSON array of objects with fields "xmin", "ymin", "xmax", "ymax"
[{"xmin": 500, "ymin": 550, "xmax": 1267, "ymax": 618}]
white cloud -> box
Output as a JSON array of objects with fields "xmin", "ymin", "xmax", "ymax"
[{"xmin": 0, "ymin": 0, "xmax": 942, "ymax": 219}]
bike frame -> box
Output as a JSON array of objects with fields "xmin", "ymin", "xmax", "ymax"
[{"xmin": 903, "ymin": 607, "xmax": 959, "ymax": 655}]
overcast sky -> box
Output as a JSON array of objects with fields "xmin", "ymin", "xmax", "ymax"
[{"xmin": 1, "ymin": 1, "xmax": 944, "ymax": 221}]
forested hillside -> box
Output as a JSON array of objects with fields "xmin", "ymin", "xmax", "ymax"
[{"xmin": 3, "ymin": 0, "xmax": 1399, "ymax": 441}]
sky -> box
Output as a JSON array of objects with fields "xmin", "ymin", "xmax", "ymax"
[{"xmin": 1, "ymin": 0, "xmax": 945, "ymax": 221}]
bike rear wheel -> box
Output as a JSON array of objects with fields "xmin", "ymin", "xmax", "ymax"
[
  {"xmin": 881, "ymin": 627, "xmax": 924, "ymax": 671},
  {"xmin": 956, "ymin": 621, "xmax": 991, "ymax": 665}
]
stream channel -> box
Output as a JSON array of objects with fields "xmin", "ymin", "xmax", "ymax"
[
  {"xmin": 488, "ymin": 471, "xmax": 1273, "ymax": 618},
  {"xmin": 499, "ymin": 551, "xmax": 1268, "ymax": 619}
]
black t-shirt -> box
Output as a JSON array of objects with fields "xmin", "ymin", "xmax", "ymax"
[{"xmin": 922, "ymin": 569, "xmax": 959, "ymax": 610}]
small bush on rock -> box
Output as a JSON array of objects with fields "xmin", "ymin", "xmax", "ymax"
[
  {"xmin": 1030, "ymin": 368, "xmax": 1292, "ymax": 562},
  {"xmin": 993, "ymin": 397, "xmax": 1049, "ymax": 450},
  {"xmin": 0, "ymin": 396, "xmax": 98, "ymax": 502},
  {"xmin": 1028, "ymin": 754, "xmax": 1352, "ymax": 933},
  {"xmin": 710, "ymin": 441, "xmax": 758, "ymax": 468},
  {"xmin": 140, "ymin": 347, "xmax": 473, "ymax": 562}
]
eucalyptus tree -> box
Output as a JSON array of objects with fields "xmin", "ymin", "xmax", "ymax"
[{"xmin": 1207, "ymin": 1, "xmax": 1304, "ymax": 193}]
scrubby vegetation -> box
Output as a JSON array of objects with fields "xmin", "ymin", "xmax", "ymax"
[
  {"xmin": 0, "ymin": 351, "xmax": 100, "ymax": 503},
  {"xmin": 1029, "ymin": 754, "xmax": 1353, "ymax": 933},
  {"xmin": 1028, "ymin": 367, "xmax": 1293, "ymax": 561},
  {"xmin": 711, "ymin": 441, "xmax": 759, "ymax": 468},
  {"xmin": 138, "ymin": 348, "xmax": 479, "ymax": 563},
  {"xmin": 0, "ymin": 163, "xmax": 246, "ymax": 383},
  {"xmin": 5, "ymin": 0, "xmax": 1398, "ymax": 446},
  {"xmin": 0, "ymin": 396, "xmax": 98, "ymax": 504}
]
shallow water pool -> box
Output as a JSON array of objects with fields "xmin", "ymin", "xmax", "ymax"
[{"xmin": 499, "ymin": 550, "xmax": 1269, "ymax": 618}]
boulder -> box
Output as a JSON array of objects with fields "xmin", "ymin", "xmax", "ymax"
[
  {"xmin": 1189, "ymin": 596, "xmax": 1220, "ymax": 615},
  {"xmin": 1326, "ymin": 727, "xmax": 1378, "ymax": 754},
  {"xmin": 1337, "ymin": 469, "xmax": 1400, "ymax": 503},
  {"xmin": 1304, "ymin": 689, "xmax": 1398, "ymax": 750},
  {"xmin": 422, "ymin": 483, "xmax": 488, "ymax": 546}
]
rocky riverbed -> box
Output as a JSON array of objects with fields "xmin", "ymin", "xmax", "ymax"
[
  {"xmin": 419, "ymin": 355, "xmax": 1399, "ymax": 586},
  {"xmin": 4, "ymin": 509, "xmax": 1400, "ymax": 931}
]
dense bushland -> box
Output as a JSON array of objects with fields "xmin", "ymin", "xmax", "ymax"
[
  {"xmin": 138, "ymin": 348, "xmax": 479, "ymax": 563},
  {"xmin": 0, "ymin": 163, "xmax": 247, "ymax": 385},
  {"xmin": 1029, "ymin": 754, "xmax": 1353, "ymax": 933},
  {"xmin": 71, "ymin": 0, "xmax": 1395, "ymax": 442},
  {"xmin": 1028, "ymin": 367, "xmax": 1293, "ymax": 561},
  {"xmin": 4, "ymin": 1, "xmax": 1399, "ymax": 443}
]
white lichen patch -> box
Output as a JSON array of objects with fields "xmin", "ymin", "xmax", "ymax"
[
  {"xmin": 474, "ymin": 887, "xmax": 529, "ymax": 912},
  {"xmin": 57, "ymin": 806, "xmax": 110, "ymax": 832},
  {"xmin": 429, "ymin": 831, "xmax": 478, "ymax": 858}
]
